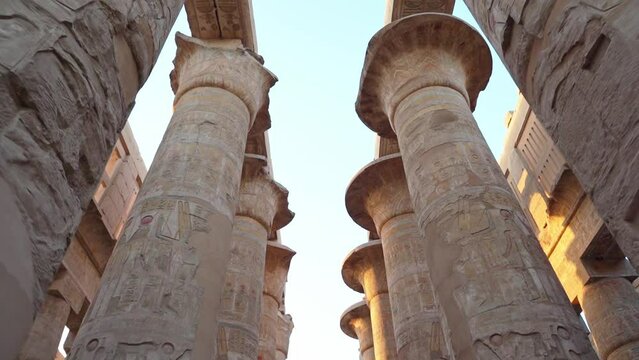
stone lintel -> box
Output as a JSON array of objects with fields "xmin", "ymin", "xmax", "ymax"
[
  {"xmin": 583, "ymin": 258, "xmax": 638, "ymax": 283},
  {"xmin": 75, "ymin": 201, "xmax": 115, "ymax": 274},
  {"xmin": 246, "ymin": 132, "xmax": 268, "ymax": 157},
  {"xmin": 375, "ymin": 135, "xmax": 400, "ymax": 158},
  {"xmin": 170, "ymin": 32, "xmax": 276, "ymax": 129},
  {"xmin": 61, "ymin": 236, "xmax": 101, "ymax": 303},
  {"xmin": 240, "ymin": 155, "xmax": 294, "ymax": 239},
  {"xmin": 48, "ymin": 268, "xmax": 85, "ymax": 314},
  {"xmin": 264, "ymin": 243, "xmax": 296, "ymax": 305},
  {"xmin": 385, "ymin": 0, "xmax": 455, "ymax": 24},
  {"xmin": 356, "ymin": 13, "xmax": 492, "ymax": 136},
  {"xmin": 185, "ymin": 0, "xmax": 257, "ymax": 51},
  {"xmin": 346, "ymin": 154, "xmax": 411, "ymax": 235},
  {"xmin": 341, "ymin": 240, "xmax": 387, "ymax": 297}
]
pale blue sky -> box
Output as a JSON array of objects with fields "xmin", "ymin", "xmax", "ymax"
[{"xmin": 127, "ymin": 2, "xmax": 518, "ymax": 358}]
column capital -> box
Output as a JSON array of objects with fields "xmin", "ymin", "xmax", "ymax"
[
  {"xmin": 340, "ymin": 301, "xmax": 373, "ymax": 345},
  {"xmin": 342, "ymin": 240, "xmax": 387, "ymax": 298},
  {"xmin": 346, "ymin": 153, "xmax": 411, "ymax": 236},
  {"xmin": 356, "ymin": 13, "xmax": 492, "ymax": 136},
  {"xmin": 171, "ymin": 32, "xmax": 277, "ymax": 131},
  {"xmin": 264, "ymin": 243, "xmax": 296, "ymax": 305},
  {"xmin": 239, "ymin": 155, "xmax": 294, "ymax": 239},
  {"xmin": 275, "ymin": 312, "xmax": 294, "ymax": 358}
]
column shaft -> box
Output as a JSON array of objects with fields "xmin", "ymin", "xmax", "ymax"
[
  {"xmin": 259, "ymin": 294, "xmax": 280, "ymax": 360},
  {"xmin": 381, "ymin": 213, "xmax": 450, "ymax": 359},
  {"xmin": 217, "ymin": 216, "xmax": 267, "ymax": 360},
  {"xmin": 581, "ymin": 277, "xmax": 639, "ymax": 359},
  {"xmin": 368, "ymin": 291, "xmax": 396, "ymax": 360},
  {"xmin": 0, "ymin": 2, "xmax": 182, "ymax": 357},
  {"xmin": 394, "ymin": 86, "xmax": 595, "ymax": 358},
  {"xmin": 70, "ymin": 86, "xmax": 251, "ymax": 359},
  {"xmin": 18, "ymin": 294, "xmax": 70, "ymax": 360}
]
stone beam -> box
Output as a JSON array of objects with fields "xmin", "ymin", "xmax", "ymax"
[
  {"xmin": 185, "ymin": 0, "xmax": 257, "ymax": 51},
  {"xmin": 384, "ymin": 0, "xmax": 454, "ymax": 23}
]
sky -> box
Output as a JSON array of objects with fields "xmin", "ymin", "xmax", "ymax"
[{"xmin": 127, "ymin": 1, "xmax": 518, "ymax": 359}]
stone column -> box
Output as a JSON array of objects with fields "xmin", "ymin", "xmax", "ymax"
[
  {"xmin": 356, "ymin": 13, "xmax": 596, "ymax": 358},
  {"xmin": 259, "ymin": 243, "xmax": 295, "ymax": 360},
  {"xmin": 18, "ymin": 293, "xmax": 70, "ymax": 360},
  {"xmin": 346, "ymin": 153, "xmax": 451, "ymax": 359},
  {"xmin": 343, "ymin": 240, "xmax": 397, "ymax": 360},
  {"xmin": 462, "ymin": 0, "xmax": 639, "ymax": 270},
  {"xmin": 217, "ymin": 155, "xmax": 293, "ymax": 360},
  {"xmin": 0, "ymin": 2, "xmax": 183, "ymax": 357},
  {"xmin": 275, "ymin": 312, "xmax": 294, "ymax": 360},
  {"xmin": 580, "ymin": 277, "xmax": 639, "ymax": 359},
  {"xmin": 340, "ymin": 301, "xmax": 375, "ymax": 360},
  {"xmin": 20, "ymin": 268, "xmax": 85, "ymax": 360},
  {"xmin": 70, "ymin": 33, "xmax": 276, "ymax": 359}
]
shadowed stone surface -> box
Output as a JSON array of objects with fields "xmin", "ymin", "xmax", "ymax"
[
  {"xmin": 0, "ymin": 1, "xmax": 182, "ymax": 357},
  {"xmin": 356, "ymin": 13, "xmax": 596, "ymax": 359},
  {"xmin": 463, "ymin": 0, "xmax": 639, "ymax": 272},
  {"xmin": 70, "ymin": 33, "xmax": 276, "ymax": 359}
]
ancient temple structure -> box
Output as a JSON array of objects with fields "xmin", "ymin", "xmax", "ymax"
[
  {"xmin": 339, "ymin": 1, "xmax": 637, "ymax": 359},
  {"xmin": 500, "ymin": 94, "xmax": 639, "ymax": 359},
  {"xmin": 3, "ymin": 0, "xmax": 639, "ymax": 359}
]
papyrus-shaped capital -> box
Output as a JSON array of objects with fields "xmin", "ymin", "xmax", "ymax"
[
  {"xmin": 171, "ymin": 32, "xmax": 277, "ymax": 131},
  {"xmin": 346, "ymin": 154, "xmax": 411, "ymax": 236},
  {"xmin": 356, "ymin": 13, "xmax": 492, "ymax": 136}
]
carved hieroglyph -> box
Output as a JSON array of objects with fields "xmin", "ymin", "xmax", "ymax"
[
  {"xmin": 0, "ymin": 1, "xmax": 182, "ymax": 357},
  {"xmin": 340, "ymin": 301, "xmax": 375, "ymax": 360},
  {"xmin": 346, "ymin": 154, "xmax": 452, "ymax": 359},
  {"xmin": 259, "ymin": 243, "xmax": 295, "ymax": 360},
  {"xmin": 356, "ymin": 13, "xmax": 596, "ymax": 359},
  {"xmin": 70, "ymin": 33, "xmax": 276, "ymax": 359},
  {"xmin": 217, "ymin": 155, "xmax": 293, "ymax": 360},
  {"xmin": 580, "ymin": 277, "xmax": 639, "ymax": 359},
  {"xmin": 462, "ymin": 0, "xmax": 639, "ymax": 272},
  {"xmin": 343, "ymin": 241, "xmax": 397, "ymax": 360}
]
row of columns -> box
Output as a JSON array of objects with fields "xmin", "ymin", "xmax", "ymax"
[
  {"xmin": 67, "ymin": 33, "xmax": 295, "ymax": 359},
  {"xmin": 340, "ymin": 8, "xmax": 598, "ymax": 360}
]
